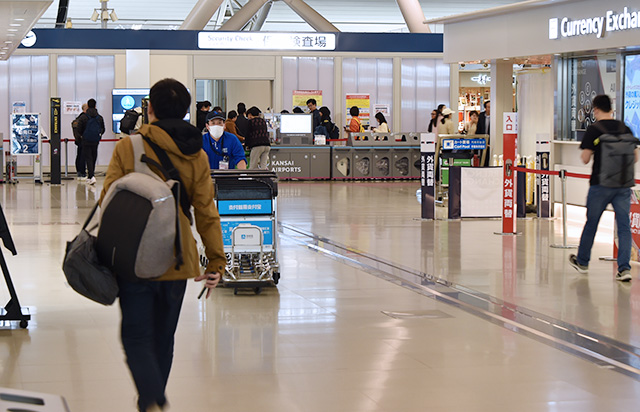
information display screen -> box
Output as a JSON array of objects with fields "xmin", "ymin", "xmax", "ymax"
[
  {"xmin": 112, "ymin": 88, "xmax": 190, "ymax": 133},
  {"xmin": 279, "ymin": 114, "xmax": 312, "ymax": 134},
  {"xmin": 624, "ymin": 54, "xmax": 640, "ymax": 138}
]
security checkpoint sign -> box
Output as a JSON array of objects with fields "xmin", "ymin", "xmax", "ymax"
[
  {"xmin": 420, "ymin": 133, "xmax": 436, "ymax": 220},
  {"xmin": 502, "ymin": 113, "xmax": 518, "ymax": 234}
]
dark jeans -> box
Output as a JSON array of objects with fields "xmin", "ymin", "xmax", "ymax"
[
  {"xmin": 117, "ymin": 277, "xmax": 187, "ymax": 411},
  {"xmin": 83, "ymin": 142, "xmax": 98, "ymax": 178},
  {"xmin": 576, "ymin": 185, "xmax": 632, "ymax": 272},
  {"xmin": 75, "ymin": 144, "xmax": 86, "ymax": 176}
]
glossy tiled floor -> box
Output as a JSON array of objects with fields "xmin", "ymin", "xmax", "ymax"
[{"xmin": 1, "ymin": 178, "xmax": 640, "ymax": 411}]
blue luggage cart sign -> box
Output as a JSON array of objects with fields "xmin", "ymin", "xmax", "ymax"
[
  {"xmin": 221, "ymin": 220, "xmax": 273, "ymax": 246},
  {"xmin": 218, "ymin": 199, "xmax": 273, "ymax": 215},
  {"xmin": 442, "ymin": 139, "xmax": 486, "ymax": 150}
]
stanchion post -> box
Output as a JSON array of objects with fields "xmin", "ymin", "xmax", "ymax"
[
  {"xmin": 420, "ymin": 132, "xmax": 436, "ymax": 220},
  {"xmin": 497, "ymin": 113, "xmax": 518, "ymax": 235},
  {"xmin": 551, "ymin": 169, "xmax": 577, "ymax": 249},
  {"xmin": 63, "ymin": 138, "xmax": 69, "ymax": 178}
]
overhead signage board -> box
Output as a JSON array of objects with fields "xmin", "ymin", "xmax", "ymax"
[
  {"xmin": 198, "ymin": 32, "xmax": 336, "ymax": 51},
  {"xmin": 549, "ymin": 6, "xmax": 640, "ymax": 40}
]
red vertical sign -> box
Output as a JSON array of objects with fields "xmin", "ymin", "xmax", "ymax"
[{"xmin": 502, "ymin": 113, "xmax": 518, "ymax": 234}]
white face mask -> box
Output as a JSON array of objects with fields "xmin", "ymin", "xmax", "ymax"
[{"xmin": 208, "ymin": 125, "xmax": 224, "ymax": 139}]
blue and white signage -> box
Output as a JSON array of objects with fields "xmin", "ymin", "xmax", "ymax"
[
  {"xmin": 10, "ymin": 113, "xmax": 40, "ymax": 155},
  {"xmin": 218, "ymin": 199, "xmax": 273, "ymax": 216},
  {"xmin": 549, "ymin": 7, "xmax": 640, "ymax": 40},
  {"xmin": 221, "ymin": 220, "xmax": 273, "ymax": 247},
  {"xmin": 442, "ymin": 139, "xmax": 487, "ymax": 151},
  {"xmin": 198, "ymin": 32, "xmax": 336, "ymax": 51}
]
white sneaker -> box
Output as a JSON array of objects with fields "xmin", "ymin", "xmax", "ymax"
[{"xmin": 88, "ymin": 176, "xmax": 96, "ymax": 185}]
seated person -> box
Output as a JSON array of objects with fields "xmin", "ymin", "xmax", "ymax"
[{"xmin": 202, "ymin": 111, "xmax": 247, "ymax": 170}]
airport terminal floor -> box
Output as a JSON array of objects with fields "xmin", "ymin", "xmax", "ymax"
[{"xmin": 1, "ymin": 178, "xmax": 640, "ymax": 411}]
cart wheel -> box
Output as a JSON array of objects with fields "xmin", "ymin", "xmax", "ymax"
[
  {"xmin": 19, "ymin": 320, "xmax": 28, "ymax": 329},
  {"xmin": 254, "ymin": 287, "xmax": 262, "ymax": 295},
  {"xmin": 273, "ymin": 272, "xmax": 280, "ymax": 285},
  {"xmin": 234, "ymin": 288, "xmax": 239, "ymax": 295}
]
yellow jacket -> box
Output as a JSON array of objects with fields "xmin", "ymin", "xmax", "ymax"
[{"xmin": 100, "ymin": 120, "xmax": 226, "ymax": 281}]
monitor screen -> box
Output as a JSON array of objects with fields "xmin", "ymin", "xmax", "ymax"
[
  {"xmin": 279, "ymin": 114, "xmax": 312, "ymax": 134},
  {"xmin": 624, "ymin": 54, "xmax": 640, "ymax": 138},
  {"xmin": 111, "ymin": 88, "xmax": 190, "ymax": 133}
]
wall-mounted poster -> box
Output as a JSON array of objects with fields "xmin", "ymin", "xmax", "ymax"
[
  {"xmin": 624, "ymin": 54, "xmax": 640, "ymax": 138},
  {"xmin": 11, "ymin": 113, "xmax": 40, "ymax": 155},
  {"xmin": 346, "ymin": 94, "xmax": 370, "ymax": 127},
  {"xmin": 293, "ymin": 90, "xmax": 322, "ymax": 112}
]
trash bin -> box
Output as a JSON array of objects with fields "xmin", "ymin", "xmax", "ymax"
[
  {"xmin": 352, "ymin": 147, "xmax": 373, "ymax": 179},
  {"xmin": 372, "ymin": 148, "xmax": 391, "ymax": 178},
  {"xmin": 332, "ymin": 147, "xmax": 353, "ymax": 180},
  {"xmin": 392, "ymin": 147, "xmax": 412, "ymax": 179}
]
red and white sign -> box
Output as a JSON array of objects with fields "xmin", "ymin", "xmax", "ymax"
[{"xmin": 502, "ymin": 113, "xmax": 518, "ymax": 234}]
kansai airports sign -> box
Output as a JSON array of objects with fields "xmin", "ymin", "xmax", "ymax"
[{"xmin": 549, "ymin": 7, "xmax": 640, "ymax": 39}]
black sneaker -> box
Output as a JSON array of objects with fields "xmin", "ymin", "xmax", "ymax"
[
  {"xmin": 616, "ymin": 270, "xmax": 632, "ymax": 282},
  {"xmin": 569, "ymin": 254, "xmax": 588, "ymax": 274}
]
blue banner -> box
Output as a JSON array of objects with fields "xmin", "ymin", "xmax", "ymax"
[
  {"xmin": 218, "ymin": 199, "xmax": 273, "ymax": 215},
  {"xmin": 221, "ymin": 220, "xmax": 273, "ymax": 247},
  {"xmin": 442, "ymin": 139, "xmax": 487, "ymax": 150}
]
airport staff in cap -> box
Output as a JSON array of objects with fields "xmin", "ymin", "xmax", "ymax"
[{"xmin": 202, "ymin": 111, "xmax": 247, "ymax": 170}]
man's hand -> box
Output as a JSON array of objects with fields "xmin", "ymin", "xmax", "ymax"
[{"xmin": 195, "ymin": 272, "xmax": 221, "ymax": 299}]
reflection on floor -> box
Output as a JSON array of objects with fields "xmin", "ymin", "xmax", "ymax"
[{"xmin": 0, "ymin": 179, "xmax": 640, "ymax": 411}]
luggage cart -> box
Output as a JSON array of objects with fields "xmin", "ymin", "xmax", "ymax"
[{"xmin": 210, "ymin": 170, "xmax": 280, "ymax": 295}]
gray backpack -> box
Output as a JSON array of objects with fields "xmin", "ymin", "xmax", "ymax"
[
  {"xmin": 96, "ymin": 135, "xmax": 183, "ymax": 281},
  {"xmin": 596, "ymin": 122, "xmax": 638, "ymax": 188}
]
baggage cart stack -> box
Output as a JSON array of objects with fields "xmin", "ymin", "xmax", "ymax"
[{"xmin": 210, "ymin": 170, "xmax": 280, "ymax": 294}]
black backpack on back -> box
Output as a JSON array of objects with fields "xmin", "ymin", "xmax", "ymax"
[
  {"xmin": 84, "ymin": 115, "xmax": 102, "ymax": 143},
  {"xmin": 596, "ymin": 121, "xmax": 639, "ymax": 188},
  {"xmin": 120, "ymin": 109, "xmax": 141, "ymax": 135}
]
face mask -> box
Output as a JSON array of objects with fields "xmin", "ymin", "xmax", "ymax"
[{"xmin": 208, "ymin": 125, "xmax": 224, "ymax": 139}]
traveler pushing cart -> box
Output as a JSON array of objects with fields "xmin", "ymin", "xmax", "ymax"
[{"xmin": 204, "ymin": 170, "xmax": 280, "ymax": 295}]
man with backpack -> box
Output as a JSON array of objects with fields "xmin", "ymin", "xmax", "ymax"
[
  {"xmin": 569, "ymin": 94, "xmax": 639, "ymax": 282},
  {"xmin": 76, "ymin": 98, "xmax": 105, "ymax": 185},
  {"xmin": 71, "ymin": 103, "xmax": 88, "ymax": 179},
  {"xmin": 100, "ymin": 78, "xmax": 226, "ymax": 412}
]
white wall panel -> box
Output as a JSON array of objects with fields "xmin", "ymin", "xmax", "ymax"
[
  {"xmin": 401, "ymin": 58, "xmax": 449, "ymax": 133},
  {"xmin": 342, "ymin": 58, "xmax": 393, "ymax": 129},
  {"xmin": 281, "ymin": 57, "xmax": 334, "ymax": 113},
  {"xmin": 57, "ymin": 55, "xmax": 115, "ymax": 173},
  {"xmin": 0, "ymin": 56, "xmax": 51, "ymax": 168}
]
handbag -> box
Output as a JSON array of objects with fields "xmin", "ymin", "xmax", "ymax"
[{"xmin": 62, "ymin": 203, "xmax": 118, "ymax": 305}]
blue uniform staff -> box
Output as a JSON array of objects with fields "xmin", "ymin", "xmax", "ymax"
[{"xmin": 202, "ymin": 111, "xmax": 247, "ymax": 170}]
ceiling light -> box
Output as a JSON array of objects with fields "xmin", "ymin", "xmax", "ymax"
[
  {"xmin": 10, "ymin": 23, "xmax": 20, "ymax": 27},
  {"xmin": 8, "ymin": 29, "xmax": 18, "ymax": 32},
  {"xmin": 7, "ymin": 34, "xmax": 15, "ymax": 37},
  {"xmin": 4, "ymin": 41, "xmax": 13, "ymax": 44}
]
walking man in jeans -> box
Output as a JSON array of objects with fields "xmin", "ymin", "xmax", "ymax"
[
  {"xmin": 100, "ymin": 79, "xmax": 226, "ymax": 411},
  {"xmin": 569, "ymin": 94, "xmax": 639, "ymax": 282}
]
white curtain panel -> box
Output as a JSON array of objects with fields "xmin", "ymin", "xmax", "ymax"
[{"xmin": 516, "ymin": 70, "xmax": 554, "ymax": 159}]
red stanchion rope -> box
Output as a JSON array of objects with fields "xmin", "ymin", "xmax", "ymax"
[{"xmin": 514, "ymin": 166, "xmax": 640, "ymax": 185}]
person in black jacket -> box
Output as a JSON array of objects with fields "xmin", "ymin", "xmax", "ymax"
[
  {"xmin": 195, "ymin": 100, "xmax": 211, "ymax": 133},
  {"xmin": 76, "ymin": 98, "xmax": 105, "ymax": 185},
  {"xmin": 235, "ymin": 102, "xmax": 250, "ymax": 138},
  {"xmin": 307, "ymin": 98, "xmax": 321, "ymax": 130},
  {"xmin": 71, "ymin": 103, "xmax": 88, "ymax": 179},
  {"xmin": 246, "ymin": 106, "xmax": 271, "ymax": 169}
]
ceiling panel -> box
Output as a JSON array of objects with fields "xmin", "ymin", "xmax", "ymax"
[
  {"xmin": 0, "ymin": 0, "xmax": 52, "ymax": 60},
  {"xmin": 33, "ymin": 0, "xmax": 527, "ymax": 31}
]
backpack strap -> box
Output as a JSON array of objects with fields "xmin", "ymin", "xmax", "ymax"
[{"xmin": 141, "ymin": 136, "xmax": 193, "ymax": 225}]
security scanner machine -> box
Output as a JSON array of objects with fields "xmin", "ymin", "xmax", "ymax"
[{"xmin": 210, "ymin": 170, "xmax": 280, "ymax": 295}]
